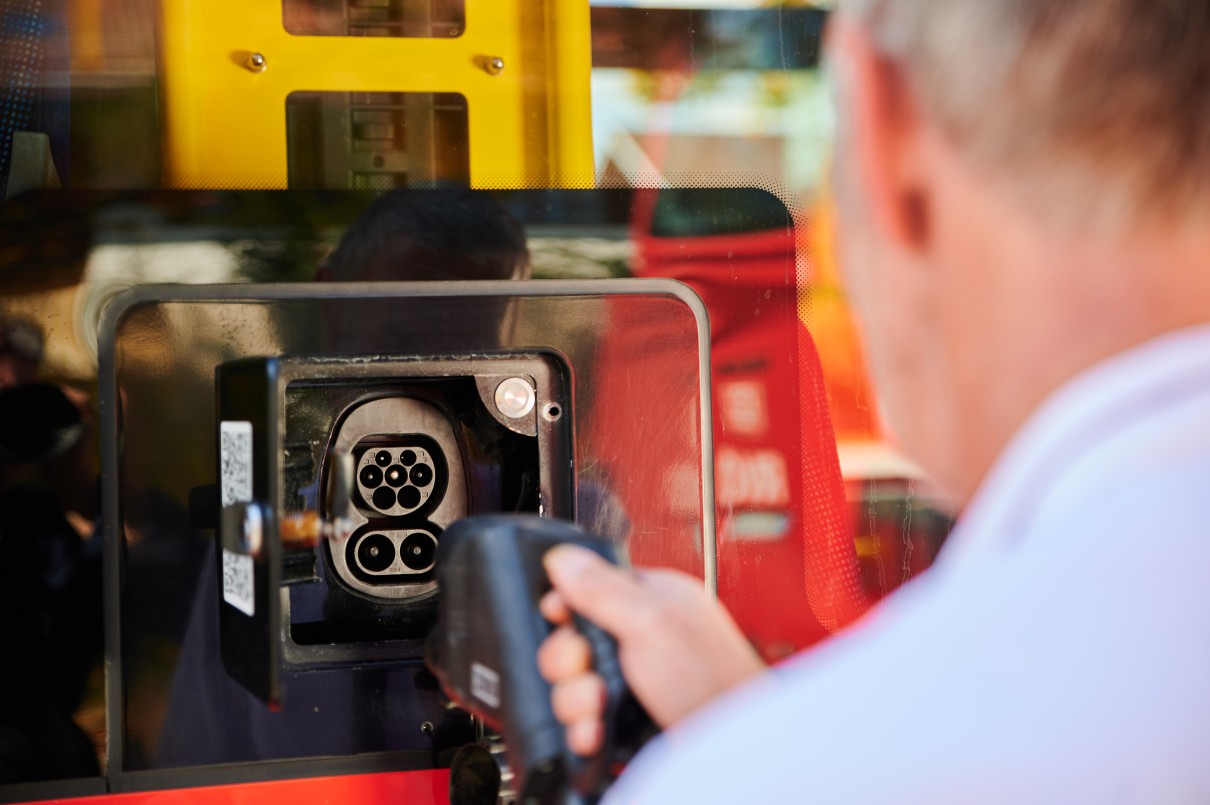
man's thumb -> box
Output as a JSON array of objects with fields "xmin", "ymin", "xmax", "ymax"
[{"xmin": 544, "ymin": 544, "xmax": 645, "ymax": 637}]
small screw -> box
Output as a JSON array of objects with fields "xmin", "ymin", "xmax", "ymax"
[
  {"xmin": 245, "ymin": 52, "xmax": 267, "ymax": 73},
  {"xmin": 485, "ymin": 56, "xmax": 505, "ymax": 76}
]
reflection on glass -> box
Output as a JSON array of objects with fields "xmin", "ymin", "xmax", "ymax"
[
  {"xmin": 286, "ymin": 92, "xmax": 469, "ymax": 189},
  {"xmin": 108, "ymin": 286, "xmax": 709, "ymax": 770},
  {"xmin": 590, "ymin": 7, "xmax": 825, "ymax": 72},
  {"xmin": 282, "ymin": 0, "xmax": 465, "ymax": 38},
  {"xmin": 0, "ymin": 188, "xmax": 955, "ymax": 786}
]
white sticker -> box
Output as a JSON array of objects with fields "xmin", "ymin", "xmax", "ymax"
[
  {"xmin": 220, "ymin": 421, "xmax": 254, "ymax": 508},
  {"xmin": 222, "ymin": 548, "xmax": 256, "ymax": 616},
  {"xmin": 471, "ymin": 661, "xmax": 501, "ymax": 709}
]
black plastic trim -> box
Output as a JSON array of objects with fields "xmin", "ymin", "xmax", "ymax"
[
  {"xmin": 0, "ymin": 775, "xmax": 107, "ymax": 804},
  {"xmin": 105, "ymin": 750, "xmax": 436, "ymax": 795}
]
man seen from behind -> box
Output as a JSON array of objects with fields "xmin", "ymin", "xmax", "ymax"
[{"xmin": 538, "ymin": 1, "xmax": 1210, "ymax": 801}]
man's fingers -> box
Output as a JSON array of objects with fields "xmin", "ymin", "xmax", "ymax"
[
  {"xmin": 537, "ymin": 624, "xmax": 592, "ymax": 683},
  {"xmin": 543, "ymin": 545, "xmax": 650, "ymax": 638},
  {"xmin": 551, "ymin": 672, "xmax": 606, "ymax": 725},
  {"xmin": 539, "ymin": 588, "xmax": 570, "ymax": 625},
  {"xmin": 565, "ymin": 718, "xmax": 604, "ymax": 757}
]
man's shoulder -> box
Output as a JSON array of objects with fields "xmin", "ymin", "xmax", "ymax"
[
  {"xmin": 613, "ymin": 418, "xmax": 1210, "ymax": 805},
  {"xmin": 959, "ymin": 324, "xmax": 1210, "ymax": 561},
  {"xmin": 1023, "ymin": 348, "xmax": 1210, "ymax": 554}
]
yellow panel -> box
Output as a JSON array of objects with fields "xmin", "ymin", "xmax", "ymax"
[{"xmin": 159, "ymin": 0, "xmax": 594, "ymax": 189}]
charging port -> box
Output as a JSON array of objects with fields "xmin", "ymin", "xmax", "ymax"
[
  {"xmin": 354, "ymin": 435, "xmax": 448, "ymax": 518},
  {"xmin": 348, "ymin": 526, "xmax": 440, "ymax": 582}
]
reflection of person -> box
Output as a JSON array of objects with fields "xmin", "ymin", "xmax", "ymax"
[
  {"xmin": 0, "ymin": 317, "xmax": 102, "ymax": 782},
  {"xmin": 159, "ymin": 188, "xmax": 534, "ymax": 766},
  {"xmin": 317, "ymin": 186, "xmax": 530, "ymax": 283},
  {"xmin": 315, "ymin": 187, "xmax": 533, "ymax": 356},
  {"xmin": 540, "ymin": 2, "xmax": 1210, "ymax": 801},
  {"xmin": 307, "ymin": 187, "xmax": 538, "ymax": 637}
]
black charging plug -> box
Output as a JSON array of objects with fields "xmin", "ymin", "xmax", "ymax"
[{"xmin": 427, "ymin": 514, "xmax": 656, "ymax": 805}]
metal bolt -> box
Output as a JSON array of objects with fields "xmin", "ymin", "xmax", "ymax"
[
  {"xmin": 245, "ymin": 52, "xmax": 267, "ymax": 73},
  {"xmin": 495, "ymin": 377, "xmax": 535, "ymax": 419},
  {"xmin": 485, "ymin": 56, "xmax": 505, "ymax": 76},
  {"xmin": 242, "ymin": 504, "xmax": 263, "ymax": 557}
]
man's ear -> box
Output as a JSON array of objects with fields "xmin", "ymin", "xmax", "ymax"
[{"xmin": 828, "ymin": 16, "xmax": 931, "ymax": 253}]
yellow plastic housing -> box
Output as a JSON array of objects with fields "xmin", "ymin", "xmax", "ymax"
[{"xmin": 159, "ymin": 1, "xmax": 595, "ymax": 189}]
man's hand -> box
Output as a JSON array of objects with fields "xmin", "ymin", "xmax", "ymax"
[{"xmin": 537, "ymin": 544, "xmax": 765, "ymax": 756}]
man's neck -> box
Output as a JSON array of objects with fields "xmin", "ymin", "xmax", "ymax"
[{"xmin": 944, "ymin": 205, "xmax": 1210, "ymax": 505}]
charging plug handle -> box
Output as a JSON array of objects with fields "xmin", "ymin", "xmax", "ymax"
[{"xmin": 428, "ymin": 515, "xmax": 656, "ymax": 805}]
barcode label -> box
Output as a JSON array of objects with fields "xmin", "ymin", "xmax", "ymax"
[
  {"xmin": 471, "ymin": 662, "xmax": 501, "ymax": 709},
  {"xmin": 220, "ymin": 421, "xmax": 254, "ymax": 508},
  {"xmin": 222, "ymin": 547, "xmax": 255, "ymax": 616}
]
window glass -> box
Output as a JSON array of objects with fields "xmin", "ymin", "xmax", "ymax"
[
  {"xmin": 0, "ymin": 0, "xmax": 955, "ymax": 791},
  {"xmin": 286, "ymin": 91, "xmax": 470, "ymax": 189},
  {"xmin": 282, "ymin": 0, "xmax": 465, "ymax": 38}
]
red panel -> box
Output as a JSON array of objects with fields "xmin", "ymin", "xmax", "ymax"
[
  {"xmin": 632, "ymin": 213, "xmax": 874, "ymax": 660},
  {"xmin": 19, "ymin": 770, "xmax": 449, "ymax": 805},
  {"xmin": 580, "ymin": 294, "xmax": 711, "ymax": 578}
]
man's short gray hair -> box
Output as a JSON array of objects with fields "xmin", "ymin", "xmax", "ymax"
[{"xmin": 841, "ymin": 0, "xmax": 1210, "ymax": 226}]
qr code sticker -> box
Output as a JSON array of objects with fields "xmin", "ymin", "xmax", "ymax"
[
  {"xmin": 220, "ymin": 421, "xmax": 254, "ymax": 508},
  {"xmin": 222, "ymin": 548, "xmax": 255, "ymax": 616}
]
